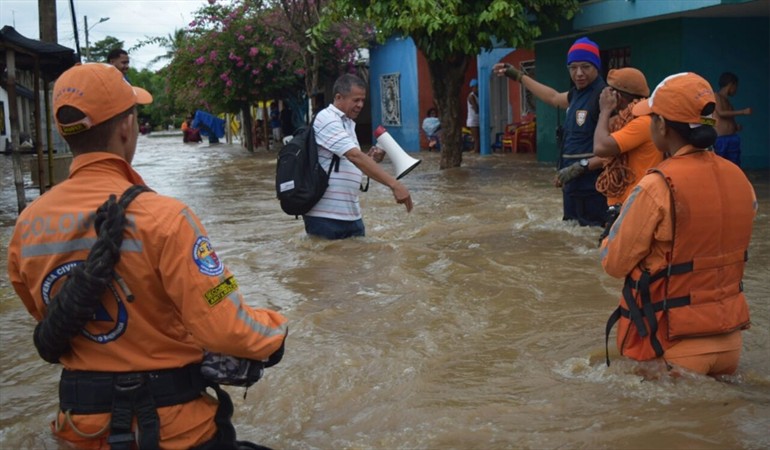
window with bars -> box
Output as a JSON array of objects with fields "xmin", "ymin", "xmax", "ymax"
[
  {"xmin": 601, "ymin": 47, "xmax": 632, "ymax": 77},
  {"xmin": 520, "ymin": 60, "xmax": 536, "ymax": 116}
]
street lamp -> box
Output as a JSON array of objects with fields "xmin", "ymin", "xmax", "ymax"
[{"xmin": 84, "ymin": 16, "xmax": 110, "ymax": 62}]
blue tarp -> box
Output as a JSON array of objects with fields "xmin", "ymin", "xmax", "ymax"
[{"xmin": 192, "ymin": 110, "xmax": 225, "ymax": 138}]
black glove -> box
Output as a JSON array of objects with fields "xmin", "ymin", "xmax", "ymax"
[
  {"xmin": 265, "ymin": 339, "xmax": 285, "ymax": 368},
  {"xmin": 556, "ymin": 163, "xmax": 586, "ymax": 185},
  {"xmin": 503, "ymin": 63, "xmax": 526, "ymax": 82},
  {"xmin": 598, "ymin": 203, "xmax": 622, "ymax": 246},
  {"xmin": 201, "ymin": 352, "xmax": 265, "ymax": 387}
]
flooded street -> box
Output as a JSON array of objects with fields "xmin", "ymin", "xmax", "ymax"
[{"xmin": 1, "ymin": 133, "xmax": 769, "ymax": 449}]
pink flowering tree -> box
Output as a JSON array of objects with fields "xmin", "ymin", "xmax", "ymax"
[
  {"xmin": 272, "ymin": 0, "xmax": 374, "ymax": 116},
  {"xmin": 167, "ymin": 1, "xmax": 295, "ymax": 150},
  {"xmin": 167, "ymin": 0, "xmax": 373, "ymax": 150}
]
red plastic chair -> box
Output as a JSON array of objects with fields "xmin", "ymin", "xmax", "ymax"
[
  {"xmin": 501, "ymin": 123, "xmax": 517, "ymax": 152},
  {"xmin": 514, "ymin": 121, "xmax": 536, "ymax": 153}
]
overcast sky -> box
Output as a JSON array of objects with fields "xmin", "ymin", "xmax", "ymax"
[{"xmin": 1, "ymin": 0, "xmax": 211, "ymax": 70}]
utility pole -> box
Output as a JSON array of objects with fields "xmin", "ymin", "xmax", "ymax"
[
  {"xmin": 84, "ymin": 16, "xmax": 110, "ymax": 62},
  {"xmin": 38, "ymin": 0, "xmax": 57, "ymax": 43},
  {"xmin": 84, "ymin": 15, "xmax": 90, "ymax": 61}
]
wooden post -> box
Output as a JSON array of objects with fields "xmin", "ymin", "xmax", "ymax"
[
  {"xmin": 225, "ymin": 113, "xmax": 232, "ymax": 144},
  {"xmin": 44, "ymin": 77, "xmax": 55, "ymax": 187},
  {"xmin": 39, "ymin": 0, "xmax": 58, "ymax": 188},
  {"xmin": 34, "ymin": 55, "xmax": 46, "ymax": 194},
  {"xmin": 6, "ymin": 49, "xmax": 27, "ymax": 213}
]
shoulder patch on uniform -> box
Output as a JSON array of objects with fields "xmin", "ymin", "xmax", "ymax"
[
  {"xmin": 193, "ymin": 236, "xmax": 224, "ymax": 276},
  {"xmin": 204, "ymin": 276, "xmax": 238, "ymax": 307}
]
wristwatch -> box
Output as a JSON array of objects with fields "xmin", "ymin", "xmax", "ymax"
[{"xmin": 579, "ymin": 158, "xmax": 589, "ymax": 169}]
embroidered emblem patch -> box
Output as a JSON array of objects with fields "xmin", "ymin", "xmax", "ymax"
[
  {"xmin": 576, "ymin": 110, "xmax": 587, "ymax": 126},
  {"xmin": 204, "ymin": 276, "xmax": 238, "ymax": 307},
  {"xmin": 193, "ymin": 236, "xmax": 224, "ymax": 276},
  {"xmin": 41, "ymin": 260, "xmax": 129, "ymax": 344}
]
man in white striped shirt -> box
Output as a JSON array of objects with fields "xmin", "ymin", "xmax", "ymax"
[{"xmin": 305, "ymin": 74, "xmax": 413, "ymax": 239}]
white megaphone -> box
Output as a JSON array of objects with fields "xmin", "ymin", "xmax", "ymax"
[{"xmin": 374, "ymin": 125, "xmax": 421, "ymax": 179}]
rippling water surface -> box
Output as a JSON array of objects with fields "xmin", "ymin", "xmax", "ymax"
[{"xmin": 1, "ymin": 134, "xmax": 769, "ymax": 449}]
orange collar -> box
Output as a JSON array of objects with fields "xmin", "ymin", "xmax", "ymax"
[{"xmin": 69, "ymin": 152, "xmax": 147, "ymax": 186}]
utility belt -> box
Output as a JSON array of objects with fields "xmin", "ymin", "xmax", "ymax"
[
  {"xmin": 59, "ymin": 363, "xmax": 205, "ymax": 450},
  {"xmin": 59, "ymin": 363, "xmax": 205, "ymax": 414}
]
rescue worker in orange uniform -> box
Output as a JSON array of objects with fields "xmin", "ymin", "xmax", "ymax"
[
  {"xmin": 591, "ymin": 68, "xmax": 664, "ymax": 242},
  {"xmin": 593, "ymin": 69, "xmax": 660, "ymax": 200},
  {"xmin": 6, "ymin": 63, "xmax": 288, "ymax": 449},
  {"xmin": 600, "ymin": 72, "xmax": 757, "ymax": 377}
]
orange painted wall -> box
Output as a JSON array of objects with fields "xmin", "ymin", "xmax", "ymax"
[
  {"xmin": 499, "ymin": 48, "xmax": 535, "ymax": 123},
  {"xmin": 417, "ymin": 50, "xmax": 435, "ymax": 149},
  {"xmin": 416, "ymin": 51, "xmax": 480, "ymax": 149}
]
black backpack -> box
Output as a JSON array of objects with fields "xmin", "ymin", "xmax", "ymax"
[{"xmin": 275, "ymin": 118, "xmax": 339, "ymax": 216}]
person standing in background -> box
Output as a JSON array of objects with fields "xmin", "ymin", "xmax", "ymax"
[
  {"xmin": 280, "ymin": 103, "xmax": 295, "ymax": 138},
  {"xmin": 269, "ymin": 102, "xmax": 282, "ymax": 148},
  {"xmin": 107, "ymin": 48, "xmax": 130, "ymax": 78},
  {"xmin": 422, "ymin": 107, "xmax": 441, "ymax": 151},
  {"xmin": 494, "ymin": 37, "xmax": 607, "ymax": 226},
  {"xmin": 714, "ymin": 72, "xmax": 752, "ymax": 166},
  {"xmin": 466, "ymin": 79, "xmax": 480, "ymax": 153}
]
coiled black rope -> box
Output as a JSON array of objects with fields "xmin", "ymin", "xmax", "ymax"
[{"xmin": 33, "ymin": 185, "xmax": 152, "ymax": 364}]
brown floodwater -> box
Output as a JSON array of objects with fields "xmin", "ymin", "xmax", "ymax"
[{"xmin": 1, "ymin": 133, "xmax": 768, "ymax": 449}]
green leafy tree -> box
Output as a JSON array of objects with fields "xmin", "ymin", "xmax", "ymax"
[
  {"xmin": 130, "ymin": 28, "xmax": 189, "ymax": 69},
  {"xmin": 341, "ymin": 0, "xmax": 579, "ymax": 169},
  {"xmin": 274, "ymin": 0, "xmax": 374, "ymax": 113},
  {"xmin": 128, "ymin": 67, "xmax": 187, "ymax": 130},
  {"xmin": 87, "ymin": 36, "xmax": 125, "ymax": 63}
]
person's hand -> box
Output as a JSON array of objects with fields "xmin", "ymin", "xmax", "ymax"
[
  {"xmin": 391, "ymin": 181, "xmax": 413, "ymax": 212},
  {"xmin": 743, "ymin": 107, "xmax": 752, "ymax": 115},
  {"xmin": 599, "ymin": 87, "xmax": 618, "ymax": 112},
  {"xmin": 492, "ymin": 63, "xmax": 508, "ymax": 77},
  {"xmin": 368, "ymin": 146, "xmax": 385, "ymax": 163},
  {"xmin": 492, "ymin": 63, "xmax": 525, "ymax": 82},
  {"xmin": 555, "ymin": 163, "xmax": 586, "ymax": 186}
]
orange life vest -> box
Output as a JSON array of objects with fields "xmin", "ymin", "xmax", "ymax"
[{"xmin": 606, "ymin": 151, "xmax": 753, "ymax": 363}]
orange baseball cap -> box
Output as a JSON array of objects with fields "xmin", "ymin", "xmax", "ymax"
[
  {"xmin": 607, "ymin": 68, "xmax": 649, "ymax": 97},
  {"xmin": 53, "ymin": 63, "xmax": 152, "ymax": 136},
  {"xmin": 632, "ymin": 72, "xmax": 716, "ymax": 126}
]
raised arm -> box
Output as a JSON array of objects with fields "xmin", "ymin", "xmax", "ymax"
[
  {"xmin": 593, "ymin": 87, "xmax": 621, "ymax": 157},
  {"xmin": 493, "ymin": 63, "xmax": 569, "ymax": 109}
]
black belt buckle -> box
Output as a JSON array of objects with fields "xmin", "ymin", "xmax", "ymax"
[{"xmin": 114, "ymin": 372, "xmax": 146, "ymax": 393}]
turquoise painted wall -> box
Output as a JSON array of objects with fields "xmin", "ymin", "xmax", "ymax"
[
  {"xmin": 575, "ymin": 0, "xmax": 723, "ymax": 29},
  {"xmin": 681, "ymin": 17, "xmax": 769, "ymax": 170},
  {"xmin": 529, "ymin": 39, "xmax": 569, "ymax": 166},
  {"xmin": 369, "ymin": 36, "xmax": 421, "ymax": 152},
  {"xmin": 534, "ymin": 17, "xmax": 769, "ymax": 169}
]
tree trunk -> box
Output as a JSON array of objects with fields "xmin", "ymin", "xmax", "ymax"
[
  {"xmin": 241, "ymin": 104, "xmax": 254, "ymax": 152},
  {"xmin": 426, "ymin": 55, "xmax": 470, "ymax": 170}
]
